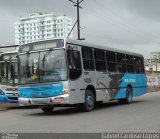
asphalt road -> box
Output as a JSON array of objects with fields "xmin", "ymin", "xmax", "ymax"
[{"xmin": 0, "ymin": 92, "xmax": 160, "ymax": 133}]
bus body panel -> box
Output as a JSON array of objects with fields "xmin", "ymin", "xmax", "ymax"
[{"xmin": 18, "ymin": 72, "xmax": 147, "ymax": 105}]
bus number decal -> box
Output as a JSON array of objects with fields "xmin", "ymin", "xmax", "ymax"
[
  {"xmin": 124, "ymin": 79, "xmax": 136, "ymax": 83},
  {"xmin": 84, "ymin": 78, "xmax": 92, "ymax": 83}
]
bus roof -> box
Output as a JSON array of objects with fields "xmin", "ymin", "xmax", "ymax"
[
  {"xmin": 66, "ymin": 38, "xmax": 143, "ymax": 57},
  {"xmin": 0, "ymin": 50, "xmax": 18, "ymax": 55},
  {"xmin": 0, "ymin": 45, "xmax": 19, "ymax": 53},
  {"xmin": 0, "ymin": 45, "xmax": 19, "ymax": 48},
  {"xmin": 19, "ymin": 38, "xmax": 143, "ymax": 57}
]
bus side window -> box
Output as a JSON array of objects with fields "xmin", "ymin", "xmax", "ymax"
[
  {"xmin": 135, "ymin": 57, "xmax": 144, "ymax": 73},
  {"xmin": 94, "ymin": 49, "xmax": 106, "ymax": 71},
  {"xmin": 126, "ymin": 55, "xmax": 135, "ymax": 73},
  {"xmin": 68, "ymin": 49, "xmax": 82, "ymax": 80},
  {"xmin": 82, "ymin": 47, "xmax": 94, "ymax": 71},
  {"xmin": 107, "ymin": 51, "xmax": 116, "ymax": 72},
  {"xmin": 116, "ymin": 53, "xmax": 126, "ymax": 73}
]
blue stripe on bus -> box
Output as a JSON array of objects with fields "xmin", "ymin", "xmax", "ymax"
[
  {"xmin": 115, "ymin": 73, "xmax": 147, "ymax": 99},
  {"xmin": 19, "ymin": 82, "xmax": 63, "ymax": 98}
]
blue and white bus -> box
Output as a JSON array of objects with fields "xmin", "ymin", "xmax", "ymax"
[{"xmin": 18, "ymin": 38, "xmax": 147, "ymax": 112}]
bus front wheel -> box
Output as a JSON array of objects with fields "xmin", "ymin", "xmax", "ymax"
[
  {"xmin": 82, "ymin": 90, "xmax": 95, "ymax": 112},
  {"xmin": 41, "ymin": 105, "xmax": 54, "ymax": 113}
]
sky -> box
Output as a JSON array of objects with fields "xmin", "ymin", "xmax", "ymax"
[{"xmin": 0, "ymin": 0, "xmax": 160, "ymax": 58}]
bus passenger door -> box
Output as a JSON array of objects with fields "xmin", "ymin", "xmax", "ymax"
[{"xmin": 68, "ymin": 45, "xmax": 84, "ymax": 104}]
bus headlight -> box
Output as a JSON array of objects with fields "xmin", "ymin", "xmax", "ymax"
[{"xmin": 63, "ymin": 89, "xmax": 70, "ymax": 94}]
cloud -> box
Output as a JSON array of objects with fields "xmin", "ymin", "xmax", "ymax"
[
  {"xmin": 0, "ymin": 0, "xmax": 74, "ymax": 17},
  {"xmin": 125, "ymin": 0, "xmax": 160, "ymax": 21},
  {"xmin": 82, "ymin": 1, "xmax": 160, "ymax": 43},
  {"xmin": 0, "ymin": 0, "xmax": 160, "ymax": 58}
]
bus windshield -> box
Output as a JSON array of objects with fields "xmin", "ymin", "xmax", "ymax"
[
  {"xmin": 18, "ymin": 49, "xmax": 67, "ymax": 84},
  {"xmin": 0, "ymin": 61, "xmax": 18, "ymax": 86}
]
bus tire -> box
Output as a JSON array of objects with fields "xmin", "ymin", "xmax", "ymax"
[
  {"xmin": 118, "ymin": 86, "xmax": 133, "ymax": 104},
  {"xmin": 82, "ymin": 90, "xmax": 95, "ymax": 112},
  {"xmin": 41, "ymin": 105, "xmax": 54, "ymax": 113}
]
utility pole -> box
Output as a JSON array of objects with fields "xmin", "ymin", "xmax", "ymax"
[
  {"xmin": 77, "ymin": 0, "xmax": 81, "ymax": 40},
  {"xmin": 68, "ymin": 0, "xmax": 85, "ymax": 40}
]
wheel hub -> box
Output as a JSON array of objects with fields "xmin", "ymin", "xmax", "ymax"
[{"xmin": 87, "ymin": 95, "xmax": 93, "ymax": 107}]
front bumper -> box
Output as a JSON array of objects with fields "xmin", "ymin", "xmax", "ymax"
[
  {"xmin": 18, "ymin": 94, "xmax": 69, "ymax": 106},
  {"xmin": 6, "ymin": 96, "xmax": 18, "ymax": 103},
  {"xmin": 3, "ymin": 90, "xmax": 18, "ymax": 103}
]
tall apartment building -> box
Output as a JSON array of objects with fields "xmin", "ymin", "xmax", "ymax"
[{"xmin": 15, "ymin": 13, "xmax": 72, "ymax": 45}]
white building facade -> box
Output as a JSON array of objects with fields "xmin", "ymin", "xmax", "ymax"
[{"xmin": 15, "ymin": 13, "xmax": 72, "ymax": 45}]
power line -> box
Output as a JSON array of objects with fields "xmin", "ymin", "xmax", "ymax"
[{"xmin": 67, "ymin": 20, "xmax": 78, "ymax": 38}]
